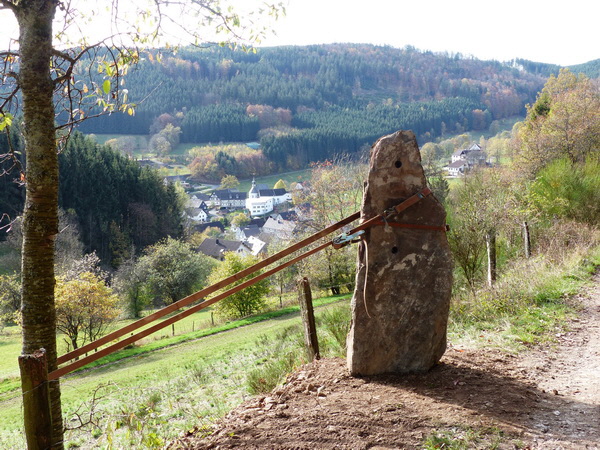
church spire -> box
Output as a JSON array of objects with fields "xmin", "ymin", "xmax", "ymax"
[{"xmin": 249, "ymin": 177, "xmax": 259, "ymax": 198}]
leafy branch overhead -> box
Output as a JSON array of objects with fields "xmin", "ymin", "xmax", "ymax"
[{"xmin": 0, "ymin": 0, "xmax": 285, "ymax": 159}]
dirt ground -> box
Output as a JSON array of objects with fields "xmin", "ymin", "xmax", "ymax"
[{"xmin": 174, "ymin": 274, "xmax": 600, "ymax": 449}]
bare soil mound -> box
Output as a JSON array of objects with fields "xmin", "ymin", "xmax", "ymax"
[{"xmin": 174, "ymin": 275, "xmax": 600, "ymax": 449}]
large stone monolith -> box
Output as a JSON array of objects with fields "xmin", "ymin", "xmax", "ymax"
[{"xmin": 347, "ymin": 130, "xmax": 453, "ymax": 376}]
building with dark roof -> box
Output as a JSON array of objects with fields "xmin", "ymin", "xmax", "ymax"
[
  {"xmin": 236, "ymin": 224, "xmax": 262, "ymax": 241},
  {"xmin": 448, "ymin": 143, "xmax": 487, "ymax": 176},
  {"xmin": 275, "ymin": 210, "xmax": 298, "ymax": 222},
  {"xmin": 209, "ymin": 189, "xmax": 247, "ymax": 209},
  {"xmin": 263, "ymin": 216, "xmax": 296, "ymax": 240},
  {"xmin": 258, "ymin": 188, "xmax": 287, "ymax": 197},
  {"xmin": 197, "ymin": 238, "xmax": 250, "ymax": 260}
]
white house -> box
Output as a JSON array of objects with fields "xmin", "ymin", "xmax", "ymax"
[
  {"xmin": 185, "ymin": 207, "xmax": 208, "ymax": 222},
  {"xmin": 258, "ymin": 188, "xmax": 291, "ymax": 205},
  {"xmin": 246, "ymin": 235, "xmax": 268, "ymax": 256},
  {"xmin": 448, "ymin": 160, "xmax": 467, "ymax": 177},
  {"xmin": 245, "ymin": 179, "xmax": 291, "ymax": 216},
  {"xmin": 185, "ymin": 198, "xmax": 210, "ymax": 222},
  {"xmin": 448, "ymin": 143, "xmax": 487, "ymax": 176}
]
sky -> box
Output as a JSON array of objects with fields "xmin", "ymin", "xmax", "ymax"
[
  {"xmin": 259, "ymin": 0, "xmax": 599, "ymax": 66},
  {"xmin": 0, "ymin": 0, "xmax": 598, "ymax": 66}
]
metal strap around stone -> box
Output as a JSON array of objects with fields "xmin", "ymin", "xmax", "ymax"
[{"xmin": 331, "ymin": 187, "xmax": 436, "ymax": 250}]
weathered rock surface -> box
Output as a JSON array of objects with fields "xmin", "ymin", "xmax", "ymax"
[{"xmin": 347, "ymin": 130, "xmax": 453, "ymax": 376}]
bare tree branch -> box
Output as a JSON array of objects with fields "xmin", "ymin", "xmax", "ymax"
[
  {"xmin": 0, "ymin": 0, "xmax": 17, "ymax": 12},
  {"xmin": 64, "ymin": 382, "xmax": 115, "ymax": 432},
  {"xmin": 0, "ymin": 86, "xmax": 19, "ymax": 111}
]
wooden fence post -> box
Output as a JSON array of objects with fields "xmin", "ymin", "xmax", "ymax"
[
  {"xmin": 298, "ymin": 277, "xmax": 320, "ymax": 361},
  {"xmin": 19, "ymin": 348, "xmax": 53, "ymax": 450},
  {"xmin": 522, "ymin": 221, "xmax": 531, "ymax": 259}
]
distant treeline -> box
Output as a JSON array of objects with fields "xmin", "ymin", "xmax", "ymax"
[
  {"xmin": 512, "ymin": 57, "xmax": 600, "ymax": 79},
  {"xmin": 263, "ymin": 98, "xmax": 483, "ymax": 168},
  {"xmin": 75, "ymin": 45, "xmax": 553, "ymax": 159}
]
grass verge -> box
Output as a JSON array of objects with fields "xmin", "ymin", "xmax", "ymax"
[
  {"xmin": 423, "ymin": 425, "xmax": 505, "ymax": 449},
  {"xmin": 245, "ymin": 302, "xmax": 352, "ymax": 395},
  {"xmin": 449, "ymin": 237, "xmax": 600, "ymax": 351}
]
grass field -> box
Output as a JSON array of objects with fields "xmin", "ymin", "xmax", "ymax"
[
  {"xmin": 89, "ymin": 135, "xmax": 311, "ymax": 185},
  {"xmin": 0, "ymin": 290, "xmax": 342, "ymax": 379},
  {"xmin": 0, "ymin": 290, "xmax": 350, "ymax": 446},
  {"xmin": 237, "ymin": 169, "xmax": 313, "ymax": 192},
  {"xmin": 446, "ymin": 177, "xmax": 461, "ymax": 189},
  {"xmin": 172, "ymin": 142, "xmax": 201, "ymax": 155}
]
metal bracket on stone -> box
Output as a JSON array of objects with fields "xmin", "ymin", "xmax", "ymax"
[{"xmin": 332, "ymin": 230, "xmax": 365, "ymax": 249}]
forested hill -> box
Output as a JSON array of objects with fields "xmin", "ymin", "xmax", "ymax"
[
  {"xmin": 513, "ymin": 57, "xmax": 600, "ymax": 79},
  {"xmin": 76, "ymin": 44, "xmax": 563, "ymax": 167}
]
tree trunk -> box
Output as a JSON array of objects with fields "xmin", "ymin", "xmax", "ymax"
[
  {"xmin": 19, "ymin": 349, "xmax": 53, "ymax": 450},
  {"xmin": 70, "ymin": 336, "xmax": 79, "ymax": 353},
  {"xmin": 522, "ymin": 221, "xmax": 531, "ymax": 259},
  {"xmin": 15, "ymin": 1, "xmax": 63, "ymax": 448},
  {"xmin": 486, "ymin": 230, "xmax": 497, "ymax": 287}
]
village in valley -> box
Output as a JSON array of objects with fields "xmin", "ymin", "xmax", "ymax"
[
  {"xmin": 184, "ymin": 176, "xmax": 303, "ymax": 261},
  {"xmin": 171, "ymin": 140, "xmax": 490, "ymax": 264}
]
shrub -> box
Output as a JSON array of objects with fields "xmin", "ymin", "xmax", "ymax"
[
  {"xmin": 530, "ymin": 156, "xmax": 600, "ymax": 226},
  {"xmin": 449, "ymin": 219, "xmax": 599, "ymax": 349}
]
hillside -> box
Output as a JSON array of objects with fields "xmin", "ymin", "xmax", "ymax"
[
  {"xmin": 76, "ymin": 44, "xmax": 557, "ymax": 168},
  {"xmin": 176, "ymin": 273, "xmax": 600, "ymax": 449}
]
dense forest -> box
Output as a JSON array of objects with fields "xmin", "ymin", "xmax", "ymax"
[
  {"xmin": 0, "ymin": 132, "xmax": 184, "ymax": 265},
  {"xmin": 74, "ymin": 44, "xmax": 568, "ymax": 168},
  {"xmin": 59, "ymin": 134, "xmax": 185, "ymax": 265}
]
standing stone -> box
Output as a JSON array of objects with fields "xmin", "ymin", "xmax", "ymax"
[{"xmin": 347, "ymin": 130, "xmax": 453, "ymax": 375}]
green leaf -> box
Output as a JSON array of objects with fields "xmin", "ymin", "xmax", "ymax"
[
  {"xmin": 102, "ymin": 80, "xmax": 111, "ymax": 95},
  {"xmin": 0, "ymin": 113, "xmax": 14, "ymax": 131}
]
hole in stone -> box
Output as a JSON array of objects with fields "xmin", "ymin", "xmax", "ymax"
[
  {"xmin": 391, "ymin": 246, "xmax": 398, "ymax": 254},
  {"xmin": 394, "ymin": 160, "xmax": 402, "ymax": 168}
]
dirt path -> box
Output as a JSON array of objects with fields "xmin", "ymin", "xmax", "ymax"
[
  {"xmin": 516, "ymin": 274, "xmax": 600, "ymax": 448},
  {"xmin": 174, "ymin": 274, "xmax": 600, "ymax": 449}
]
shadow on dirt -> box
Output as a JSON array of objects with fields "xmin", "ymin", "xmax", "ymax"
[{"xmin": 367, "ymin": 348, "xmax": 600, "ymax": 446}]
